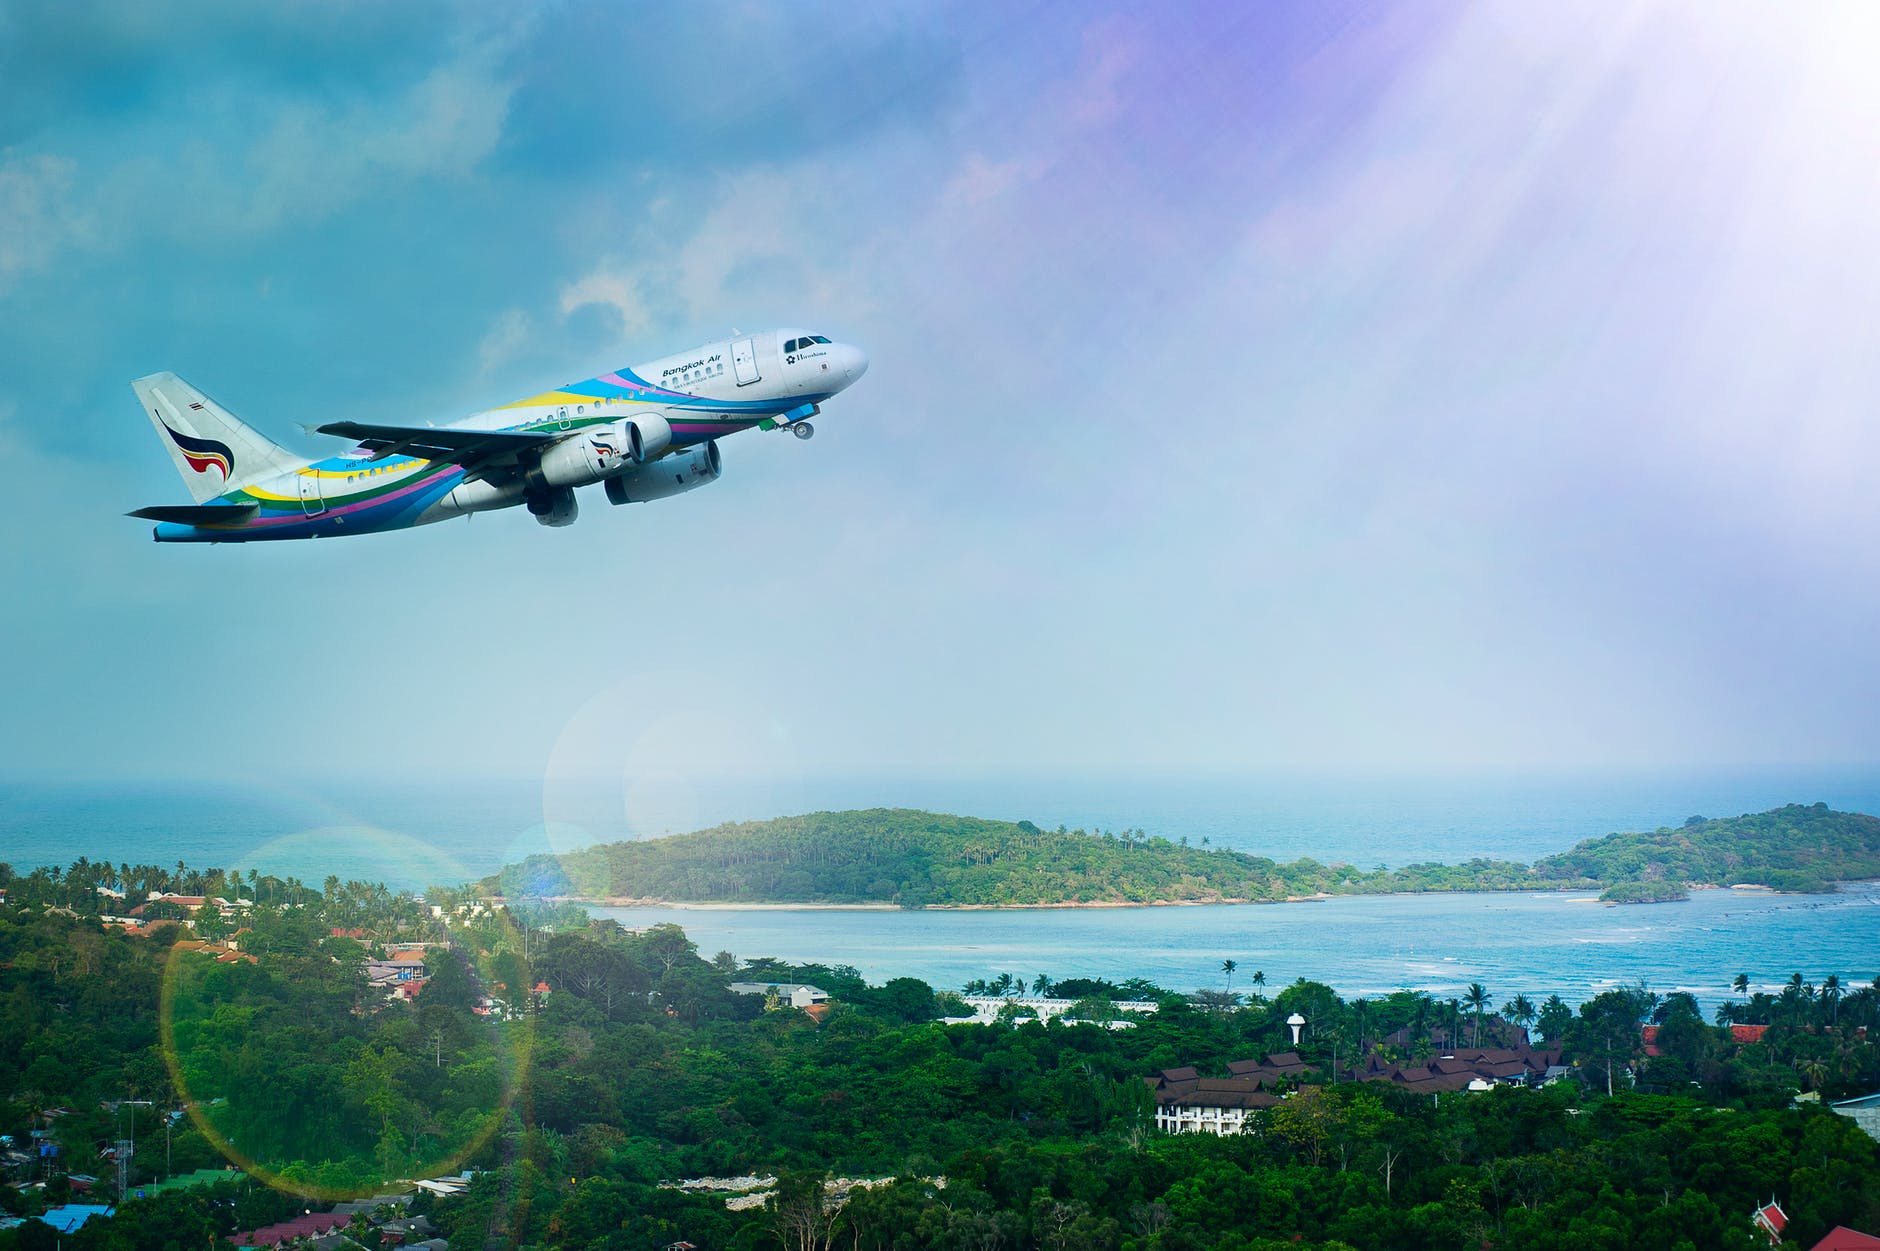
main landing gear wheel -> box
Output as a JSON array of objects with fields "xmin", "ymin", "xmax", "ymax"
[{"xmin": 792, "ymin": 422, "xmax": 815, "ymax": 440}]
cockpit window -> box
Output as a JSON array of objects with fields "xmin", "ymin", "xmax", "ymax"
[
  {"xmin": 784, "ymin": 338, "xmax": 800, "ymax": 353},
  {"xmin": 811, "ymin": 335, "xmax": 831, "ymax": 344}
]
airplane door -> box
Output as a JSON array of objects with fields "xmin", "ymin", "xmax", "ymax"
[
  {"xmin": 732, "ymin": 337, "xmax": 760, "ymax": 386},
  {"xmin": 298, "ymin": 472, "xmax": 324, "ymax": 516}
]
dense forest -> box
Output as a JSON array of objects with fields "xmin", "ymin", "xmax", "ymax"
[
  {"xmin": 487, "ymin": 803, "xmax": 1880, "ymax": 906},
  {"xmin": 1, "ymin": 855, "xmax": 1878, "ymax": 1249},
  {"xmin": 1529, "ymin": 803, "xmax": 1880, "ymax": 898}
]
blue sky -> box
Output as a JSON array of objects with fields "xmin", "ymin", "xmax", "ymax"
[{"xmin": 3, "ymin": 1, "xmax": 1878, "ymax": 796}]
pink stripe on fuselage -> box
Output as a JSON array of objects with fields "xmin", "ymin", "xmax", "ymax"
[{"xmin": 243, "ymin": 467, "xmax": 459, "ymax": 528}]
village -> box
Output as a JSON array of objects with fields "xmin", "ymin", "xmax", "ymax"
[{"xmin": 1, "ymin": 863, "xmax": 1877, "ymax": 1249}]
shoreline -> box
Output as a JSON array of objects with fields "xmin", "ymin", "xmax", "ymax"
[{"xmin": 547, "ymin": 888, "xmax": 1606, "ymax": 912}]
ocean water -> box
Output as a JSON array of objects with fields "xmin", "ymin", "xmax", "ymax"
[{"xmin": 593, "ymin": 884, "xmax": 1880, "ymax": 1009}]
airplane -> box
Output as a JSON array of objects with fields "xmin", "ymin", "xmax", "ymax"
[{"xmin": 128, "ymin": 328, "xmax": 867, "ymax": 542}]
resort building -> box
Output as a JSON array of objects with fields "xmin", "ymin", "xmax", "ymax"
[
  {"xmin": 728, "ymin": 982, "xmax": 830, "ymax": 1010},
  {"xmin": 1147, "ymin": 1067, "xmax": 1281, "ymax": 1135},
  {"xmin": 946, "ymin": 996, "xmax": 1160, "ymax": 1026},
  {"xmin": 1147, "ymin": 1042, "xmax": 1566, "ymax": 1135}
]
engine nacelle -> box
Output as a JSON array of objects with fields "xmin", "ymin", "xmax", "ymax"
[
  {"xmin": 624, "ymin": 413, "xmax": 673, "ymax": 464},
  {"xmin": 530, "ymin": 416, "xmax": 675, "ymax": 493},
  {"xmin": 532, "ymin": 425, "xmax": 631, "ymax": 491},
  {"xmin": 528, "ymin": 486, "xmax": 578, "ymax": 527},
  {"xmin": 605, "ymin": 440, "xmax": 722, "ymax": 505}
]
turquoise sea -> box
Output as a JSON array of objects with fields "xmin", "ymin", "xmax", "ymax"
[
  {"xmin": 591, "ymin": 883, "xmax": 1880, "ymax": 1010},
  {"xmin": 3, "ymin": 770, "xmax": 1877, "ymax": 1005}
]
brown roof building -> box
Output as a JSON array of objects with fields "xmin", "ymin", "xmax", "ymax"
[{"xmin": 1148, "ymin": 1042, "xmax": 1565, "ymax": 1134}]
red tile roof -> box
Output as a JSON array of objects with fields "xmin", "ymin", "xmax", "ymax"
[
  {"xmin": 1810, "ymin": 1227, "xmax": 1880, "ymax": 1251},
  {"xmin": 1756, "ymin": 1200, "xmax": 1789, "ymax": 1244},
  {"xmin": 231, "ymin": 1212, "xmax": 349, "ymax": 1246}
]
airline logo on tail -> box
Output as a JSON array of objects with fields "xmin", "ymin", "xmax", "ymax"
[{"xmin": 163, "ymin": 421, "xmax": 234, "ymax": 481}]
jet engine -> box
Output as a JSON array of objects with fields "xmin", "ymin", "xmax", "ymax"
[
  {"xmin": 528, "ymin": 485, "xmax": 578, "ymax": 527},
  {"xmin": 623, "ymin": 413, "xmax": 673, "ymax": 464},
  {"xmin": 530, "ymin": 415, "xmax": 674, "ymax": 492},
  {"xmin": 532, "ymin": 426, "xmax": 625, "ymax": 491},
  {"xmin": 605, "ymin": 440, "xmax": 722, "ymax": 505}
]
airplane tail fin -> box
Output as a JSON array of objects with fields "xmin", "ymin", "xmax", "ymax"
[{"xmin": 132, "ymin": 372, "xmax": 304, "ymax": 503}]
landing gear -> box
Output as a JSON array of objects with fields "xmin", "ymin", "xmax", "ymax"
[{"xmin": 792, "ymin": 421, "xmax": 815, "ymax": 440}]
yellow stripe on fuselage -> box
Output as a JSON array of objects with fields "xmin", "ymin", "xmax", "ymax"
[{"xmin": 495, "ymin": 390, "xmax": 598, "ymax": 410}]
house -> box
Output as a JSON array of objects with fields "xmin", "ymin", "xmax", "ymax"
[
  {"xmin": 1648, "ymin": 1023, "xmax": 1772, "ymax": 1055},
  {"xmin": 170, "ymin": 939, "xmax": 258, "ymax": 965},
  {"xmin": 1146, "ymin": 1042, "xmax": 1564, "ymax": 1135},
  {"xmin": 376, "ymin": 1215, "xmax": 438, "ymax": 1243},
  {"xmin": 1831, "ymin": 1092, "xmax": 1880, "ymax": 1144},
  {"xmin": 729, "ymin": 982, "xmax": 830, "ymax": 1010},
  {"xmin": 367, "ymin": 948, "xmax": 430, "ymax": 993},
  {"xmin": 1808, "ymin": 1229, "xmax": 1880, "ymax": 1251},
  {"xmin": 37, "ymin": 1205, "xmax": 115, "ymax": 1234},
  {"xmin": 1754, "ymin": 1199, "xmax": 1788, "ymax": 1246},
  {"xmin": 231, "ymin": 1211, "xmax": 349, "ymax": 1248},
  {"xmin": 141, "ymin": 1167, "xmax": 241, "ymax": 1196},
  {"xmin": 130, "ymin": 893, "xmax": 244, "ymax": 921}
]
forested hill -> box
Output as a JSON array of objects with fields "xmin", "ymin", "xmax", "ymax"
[
  {"xmin": 1528, "ymin": 802, "xmax": 1880, "ymax": 896},
  {"xmin": 491, "ymin": 809, "xmax": 1402, "ymax": 906},
  {"xmin": 485, "ymin": 802, "xmax": 1880, "ymax": 906}
]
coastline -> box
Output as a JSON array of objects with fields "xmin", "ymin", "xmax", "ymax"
[
  {"xmin": 539, "ymin": 876, "xmax": 1880, "ymax": 913},
  {"xmin": 547, "ymin": 887, "xmax": 1611, "ymax": 912}
]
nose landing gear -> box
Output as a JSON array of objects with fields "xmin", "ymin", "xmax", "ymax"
[{"xmin": 792, "ymin": 421, "xmax": 815, "ymax": 440}]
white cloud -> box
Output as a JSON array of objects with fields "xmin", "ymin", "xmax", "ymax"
[
  {"xmin": 225, "ymin": 49, "xmax": 515, "ymax": 235},
  {"xmin": 0, "ymin": 153, "xmax": 87, "ymax": 289},
  {"xmin": 557, "ymin": 265, "xmax": 650, "ymax": 342},
  {"xmin": 475, "ymin": 308, "xmax": 533, "ymax": 376}
]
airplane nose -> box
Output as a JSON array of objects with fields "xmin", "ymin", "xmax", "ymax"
[{"xmin": 842, "ymin": 344, "xmax": 868, "ymax": 382}]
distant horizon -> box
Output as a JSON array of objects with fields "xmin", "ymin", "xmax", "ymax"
[{"xmin": 12, "ymin": 758, "xmax": 1880, "ymax": 788}]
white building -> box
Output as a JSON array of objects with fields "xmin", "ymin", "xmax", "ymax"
[
  {"xmin": 728, "ymin": 982, "xmax": 829, "ymax": 1009},
  {"xmin": 946, "ymin": 996, "xmax": 1159, "ymax": 1026},
  {"xmin": 1832, "ymin": 1091, "xmax": 1880, "ymax": 1143}
]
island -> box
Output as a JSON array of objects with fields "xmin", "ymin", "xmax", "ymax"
[{"xmin": 485, "ymin": 802, "xmax": 1880, "ymax": 907}]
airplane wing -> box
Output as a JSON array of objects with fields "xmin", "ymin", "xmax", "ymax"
[{"xmin": 315, "ymin": 421, "xmax": 560, "ymax": 473}]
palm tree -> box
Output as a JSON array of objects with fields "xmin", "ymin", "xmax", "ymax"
[
  {"xmin": 1251, "ymin": 970, "xmax": 1266, "ymax": 993},
  {"xmin": 1822, "ymin": 974, "xmax": 1842, "ymax": 1025},
  {"xmin": 1221, "ymin": 960, "xmax": 1237, "ymax": 996},
  {"xmin": 1733, "ymin": 973, "xmax": 1749, "ymax": 999},
  {"xmin": 1464, "ymin": 983, "xmax": 1490, "ymax": 1048},
  {"xmin": 1503, "ymin": 993, "xmax": 1537, "ymax": 1040},
  {"xmin": 1031, "ymin": 973, "xmax": 1053, "ymax": 997}
]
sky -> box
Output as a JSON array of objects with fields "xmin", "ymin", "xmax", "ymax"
[{"xmin": 4, "ymin": 1, "xmax": 1880, "ymax": 800}]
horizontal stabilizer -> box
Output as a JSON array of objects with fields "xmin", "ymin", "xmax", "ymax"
[{"xmin": 126, "ymin": 503, "xmax": 261, "ymax": 526}]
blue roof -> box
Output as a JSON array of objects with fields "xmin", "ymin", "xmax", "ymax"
[{"xmin": 39, "ymin": 1205, "xmax": 114, "ymax": 1233}]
